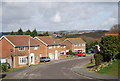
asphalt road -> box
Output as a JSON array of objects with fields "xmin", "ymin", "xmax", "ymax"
[{"xmin": 5, "ymin": 55, "xmax": 100, "ymax": 80}]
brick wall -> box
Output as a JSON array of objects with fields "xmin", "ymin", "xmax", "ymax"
[{"xmin": 64, "ymin": 40, "xmax": 72, "ymax": 51}]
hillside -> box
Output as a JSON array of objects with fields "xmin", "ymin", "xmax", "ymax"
[{"xmin": 63, "ymin": 31, "xmax": 108, "ymax": 44}]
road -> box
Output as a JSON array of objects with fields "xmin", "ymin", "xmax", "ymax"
[{"xmin": 5, "ymin": 55, "xmax": 99, "ymax": 80}]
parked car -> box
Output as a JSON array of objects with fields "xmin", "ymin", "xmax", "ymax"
[
  {"xmin": 0, "ymin": 62, "xmax": 11, "ymax": 69},
  {"xmin": 40, "ymin": 57, "xmax": 51, "ymax": 62},
  {"xmin": 76, "ymin": 52, "xmax": 86, "ymax": 57}
]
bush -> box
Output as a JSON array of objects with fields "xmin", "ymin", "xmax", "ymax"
[
  {"xmin": 66, "ymin": 50, "xmax": 75, "ymax": 55},
  {"xmin": 94, "ymin": 54, "xmax": 103, "ymax": 66},
  {"xmin": 115, "ymin": 53, "xmax": 120, "ymax": 59},
  {"xmin": 1, "ymin": 64, "xmax": 8, "ymax": 72},
  {"xmin": 74, "ymin": 52, "xmax": 78, "ymax": 54}
]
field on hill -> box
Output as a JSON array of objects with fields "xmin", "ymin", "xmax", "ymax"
[{"xmin": 64, "ymin": 31, "xmax": 108, "ymax": 44}]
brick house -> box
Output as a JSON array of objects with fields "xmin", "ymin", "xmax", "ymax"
[
  {"xmin": 0, "ymin": 35, "xmax": 41, "ymax": 68},
  {"xmin": 63, "ymin": 38, "xmax": 86, "ymax": 53},
  {"xmin": 34, "ymin": 36, "xmax": 66, "ymax": 60}
]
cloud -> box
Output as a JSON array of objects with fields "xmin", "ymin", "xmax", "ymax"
[
  {"xmin": 52, "ymin": 12, "xmax": 61, "ymax": 23},
  {"xmin": 1, "ymin": 2, "xmax": 118, "ymax": 32}
]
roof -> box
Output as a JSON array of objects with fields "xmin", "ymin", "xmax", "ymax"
[
  {"xmin": 65, "ymin": 38, "xmax": 86, "ymax": 44},
  {"xmin": 104, "ymin": 34, "xmax": 120, "ymax": 36},
  {"xmin": 1, "ymin": 35, "xmax": 40, "ymax": 47},
  {"xmin": 35, "ymin": 36, "xmax": 65, "ymax": 46}
]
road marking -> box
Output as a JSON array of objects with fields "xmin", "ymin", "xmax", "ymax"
[{"xmin": 73, "ymin": 71, "xmax": 104, "ymax": 81}]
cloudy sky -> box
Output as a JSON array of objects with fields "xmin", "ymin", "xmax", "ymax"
[{"xmin": 1, "ymin": 1, "xmax": 118, "ymax": 32}]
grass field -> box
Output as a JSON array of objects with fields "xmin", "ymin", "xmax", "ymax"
[{"xmin": 97, "ymin": 60, "xmax": 120, "ymax": 76}]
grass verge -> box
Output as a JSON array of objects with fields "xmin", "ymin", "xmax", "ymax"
[
  {"xmin": 97, "ymin": 60, "xmax": 120, "ymax": 76},
  {"xmin": 0, "ymin": 66, "xmax": 28, "ymax": 74}
]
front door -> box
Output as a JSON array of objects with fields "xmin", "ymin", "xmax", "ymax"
[{"xmin": 30, "ymin": 53, "xmax": 34, "ymax": 64}]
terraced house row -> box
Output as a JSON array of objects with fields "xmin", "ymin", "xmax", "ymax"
[{"xmin": 0, "ymin": 35, "xmax": 86, "ymax": 68}]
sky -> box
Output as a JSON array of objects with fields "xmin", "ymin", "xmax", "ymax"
[{"xmin": 0, "ymin": 0, "xmax": 119, "ymax": 32}]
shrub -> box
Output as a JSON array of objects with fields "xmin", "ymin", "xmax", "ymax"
[
  {"xmin": 66, "ymin": 50, "xmax": 75, "ymax": 55},
  {"xmin": 74, "ymin": 52, "xmax": 78, "ymax": 54},
  {"xmin": 115, "ymin": 53, "xmax": 120, "ymax": 59},
  {"xmin": 1, "ymin": 64, "xmax": 8, "ymax": 72},
  {"xmin": 94, "ymin": 54, "xmax": 103, "ymax": 66}
]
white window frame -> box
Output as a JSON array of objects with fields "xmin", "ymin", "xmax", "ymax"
[
  {"xmin": 0, "ymin": 59, "xmax": 6, "ymax": 63},
  {"xmin": 19, "ymin": 47, "xmax": 25, "ymax": 51},
  {"xmin": 82, "ymin": 44, "xmax": 85, "ymax": 46},
  {"xmin": 35, "ymin": 56, "xmax": 38, "ymax": 60},
  {"xmin": 74, "ymin": 44, "xmax": 77, "ymax": 47},
  {"xmin": 34, "ymin": 46, "xmax": 38, "ymax": 50},
  {"xmin": 48, "ymin": 46, "xmax": 52, "ymax": 49},
  {"xmin": 63, "ymin": 46, "xmax": 66, "ymax": 48},
  {"xmin": 57, "ymin": 46, "xmax": 60, "ymax": 48},
  {"xmin": 39, "ymin": 54, "xmax": 42, "ymax": 57},
  {"xmin": 19, "ymin": 56, "xmax": 27, "ymax": 65}
]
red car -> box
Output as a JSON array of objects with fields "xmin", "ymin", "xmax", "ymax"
[{"xmin": 76, "ymin": 52, "xmax": 86, "ymax": 57}]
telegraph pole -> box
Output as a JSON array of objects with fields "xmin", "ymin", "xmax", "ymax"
[{"xmin": 28, "ymin": 38, "xmax": 30, "ymax": 66}]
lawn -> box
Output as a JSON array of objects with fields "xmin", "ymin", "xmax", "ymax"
[{"xmin": 97, "ymin": 60, "xmax": 120, "ymax": 76}]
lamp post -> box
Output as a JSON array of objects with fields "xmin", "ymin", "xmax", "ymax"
[{"xmin": 28, "ymin": 38, "xmax": 30, "ymax": 66}]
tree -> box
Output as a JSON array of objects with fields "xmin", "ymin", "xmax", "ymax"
[
  {"xmin": 16, "ymin": 28, "xmax": 23, "ymax": 35},
  {"xmin": 25, "ymin": 30, "xmax": 31, "ymax": 35},
  {"xmin": 100, "ymin": 36, "xmax": 119, "ymax": 62},
  {"xmin": 10, "ymin": 31, "xmax": 15, "ymax": 35},
  {"xmin": 43, "ymin": 31, "xmax": 49, "ymax": 36},
  {"xmin": 31, "ymin": 29, "xmax": 38, "ymax": 37},
  {"xmin": 109, "ymin": 24, "xmax": 120, "ymax": 34},
  {"xmin": 94, "ymin": 54, "xmax": 103, "ymax": 66},
  {"xmin": 86, "ymin": 40, "xmax": 99, "ymax": 50}
]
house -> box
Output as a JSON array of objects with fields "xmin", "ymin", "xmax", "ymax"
[
  {"xmin": 63, "ymin": 38, "xmax": 86, "ymax": 53},
  {"xmin": 34, "ymin": 36, "xmax": 67, "ymax": 60},
  {"xmin": 0, "ymin": 35, "xmax": 41, "ymax": 68}
]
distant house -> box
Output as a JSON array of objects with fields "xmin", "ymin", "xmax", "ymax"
[
  {"xmin": 94, "ymin": 45, "xmax": 100, "ymax": 53},
  {"xmin": 0, "ymin": 35, "xmax": 40, "ymax": 68},
  {"xmin": 34, "ymin": 36, "xmax": 67, "ymax": 60},
  {"xmin": 63, "ymin": 38, "xmax": 86, "ymax": 53}
]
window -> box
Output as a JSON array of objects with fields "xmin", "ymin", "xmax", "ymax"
[
  {"xmin": 74, "ymin": 44, "xmax": 77, "ymax": 47},
  {"xmin": 0, "ymin": 59, "xmax": 6, "ymax": 63},
  {"xmin": 63, "ymin": 46, "xmax": 66, "ymax": 48},
  {"xmin": 36, "ymin": 56, "xmax": 38, "ymax": 60},
  {"xmin": 82, "ymin": 44, "xmax": 85, "ymax": 46},
  {"xmin": 39, "ymin": 54, "xmax": 42, "ymax": 57},
  {"xmin": 34, "ymin": 46, "xmax": 38, "ymax": 50},
  {"xmin": 19, "ymin": 56, "xmax": 27, "ymax": 64},
  {"xmin": 60, "ymin": 51, "xmax": 66, "ymax": 55},
  {"xmin": 57, "ymin": 46, "xmax": 60, "ymax": 48},
  {"xmin": 19, "ymin": 47, "xmax": 25, "ymax": 51},
  {"xmin": 48, "ymin": 46, "xmax": 52, "ymax": 49}
]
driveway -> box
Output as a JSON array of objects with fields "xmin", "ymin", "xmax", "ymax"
[{"xmin": 4, "ymin": 55, "xmax": 98, "ymax": 80}]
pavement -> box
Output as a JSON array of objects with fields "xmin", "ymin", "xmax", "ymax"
[
  {"xmin": 71, "ymin": 55, "xmax": 119, "ymax": 80},
  {"xmin": 1, "ymin": 55, "xmax": 119, "ymax": 81}
]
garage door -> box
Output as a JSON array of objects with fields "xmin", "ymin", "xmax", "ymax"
[{"xmin": 49, "ymin": 53, "xmax": 54, "ymax": 60}]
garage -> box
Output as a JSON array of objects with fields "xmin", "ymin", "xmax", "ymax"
[{"xmin": 49, "ymin": 53, "xmax": 54, "ymax": 60}]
